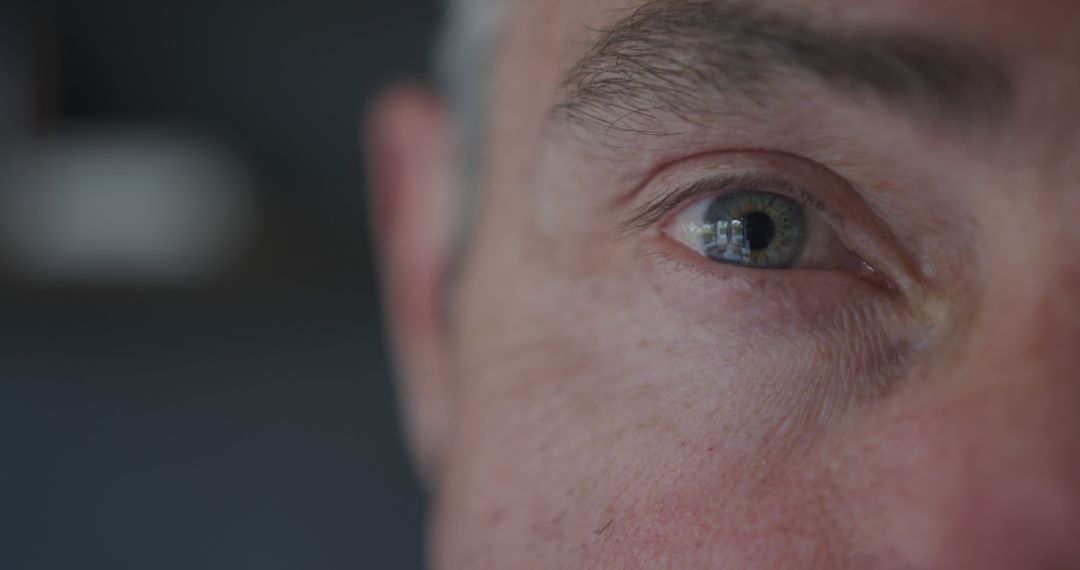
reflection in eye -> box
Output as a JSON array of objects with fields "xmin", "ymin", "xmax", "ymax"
[{"xmin": 668, "ymin": 191, "xmax": 809, "ymax": 268}]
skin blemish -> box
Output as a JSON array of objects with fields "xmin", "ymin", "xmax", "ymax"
[{"xmin": 594, "ymin": 518, "xmax": 615, "ymax": 537}]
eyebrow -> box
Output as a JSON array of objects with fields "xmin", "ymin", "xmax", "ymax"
[{"xmin": 554, "ymin": 0, "xmax": 1012, "ymax": 137}]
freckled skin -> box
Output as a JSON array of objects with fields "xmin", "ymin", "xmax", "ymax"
[{"xmin": 375, "ymin": 0, "xmax": 1080, "ymax": 568}]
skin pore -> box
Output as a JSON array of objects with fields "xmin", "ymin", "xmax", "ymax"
[{"xmin": 368, "ymin": 0, "xmax": 1080, "ymax": 568}]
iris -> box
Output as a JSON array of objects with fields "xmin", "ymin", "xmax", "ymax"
[{"xmin": 700, "ymin": 191, "xmax": 808, "ymax": 268}]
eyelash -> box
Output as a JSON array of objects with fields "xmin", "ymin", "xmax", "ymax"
[{"xmin": 620, "ymin": 171, "xmax": 830, "ymax": 238}]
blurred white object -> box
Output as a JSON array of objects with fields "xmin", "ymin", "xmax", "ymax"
[{"xmin": 0, "ymin": 127, "xmax": 258, "ymax": 285}]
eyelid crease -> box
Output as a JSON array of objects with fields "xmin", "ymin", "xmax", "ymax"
[{"xmin": 619, "ymin": 171, "xmax": 811, "ymax": 238}]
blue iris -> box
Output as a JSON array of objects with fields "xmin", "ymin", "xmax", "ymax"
[{"xmin": 701, "ymin": 191, "xmax": 808, "ymax": 268}]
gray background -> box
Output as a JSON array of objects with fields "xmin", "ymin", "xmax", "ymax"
[{"xmin": 1, "ymin": 1, "xmax": 438, "ymax": 568}]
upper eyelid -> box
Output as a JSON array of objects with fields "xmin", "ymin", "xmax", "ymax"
[{"xmin": 619, "ymin": 171, "xmax": 809, "ymax": 238}]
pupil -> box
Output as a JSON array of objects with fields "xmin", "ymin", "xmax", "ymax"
[{"xmin": 743, "ymin": 211, "xmax": 775, "ymax": 250}]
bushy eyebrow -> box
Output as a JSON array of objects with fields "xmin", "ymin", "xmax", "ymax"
[{"xmin": 554, "ymin": 0, "xmax": 1012, "ymax": 137}]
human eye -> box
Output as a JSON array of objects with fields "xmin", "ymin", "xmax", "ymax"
[
  {"xmin": 624, "ymin": 152, "xmax": 908, "ymax": 290},
  {"xmin": 662, "ymin": 175, "xmax": 855, "ymax": 271}
]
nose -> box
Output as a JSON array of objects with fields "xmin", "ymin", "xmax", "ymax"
[{"xmin": 911, "ymin": 222, "xmax": 1080, "ymax": 568}]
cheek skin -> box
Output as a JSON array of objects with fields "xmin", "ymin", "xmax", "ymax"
[
  {"xmin": 437, "ymin": 360, "xmax": 899, "ymax": 570},
  {"xmin": 574, "ymin": 455, "xmax": 859, "ymax": 569},
  {"xmin": 435, "ymin": 279, "xmax": 920, "ymax": 568},
  {"xmin": 564, "ymin": 375, "xmax": 984, "ymax": 570},
  {"xmin": 639, "ymin": 240, "xmax": 928, "ymax": 434}
]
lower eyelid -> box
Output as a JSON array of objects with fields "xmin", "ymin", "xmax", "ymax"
[
  {"xmin": 641, "ymin": 253, "xmax": 917, "ymax": 373},
  {"xmin": 647, "ymin": 223, "xmax": 899, "ymax": 295},
  {"xmin": 638, "ymin": 240, "xmax": 910, "ymax": 328}
]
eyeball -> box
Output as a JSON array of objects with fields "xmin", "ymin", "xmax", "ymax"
[{"xmin": 664, "ymin": 190, "xmax": 853, "ymax": 270}]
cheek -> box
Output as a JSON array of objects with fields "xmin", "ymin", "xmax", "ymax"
[
  {"xmin": 569, "ymin": 389, "xmax": 966, "ymax": 570},
  {"xmin": 574, "ymin": 457, "xmax": 857, "ymax": 568},
  {"xmin": 436, "ymin": 346, "xmax": 892, "ymax": 569}
]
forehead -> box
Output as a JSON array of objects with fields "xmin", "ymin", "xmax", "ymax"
[
  {"xmin": 504, "ymin": 0, "xmax": 1079, "ymax": 42},
  {"xmin": 487, "ymin": 0, "xmax": 1080, "ymax": 170},
  {"xmin": 495, "ymin": 0, "xmax": 1080, "ymax": 87}
]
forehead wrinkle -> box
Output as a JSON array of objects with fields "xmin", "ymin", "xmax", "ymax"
[{"xmin": 553, "ymin": 0, "xmax": 1013, "ymax": 140}]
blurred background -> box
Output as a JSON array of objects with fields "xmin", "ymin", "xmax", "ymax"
[{"xmin": 0, "ymin": 1, "xmax": 438, "ymax": 568}]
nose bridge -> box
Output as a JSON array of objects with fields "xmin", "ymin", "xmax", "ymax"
[
  {"xmin": 946, "ymin": 181, "xmax": 1080, "ymax": 492},
  {"xmin": 915, "ymin": 219, "xmax": 1080, "ymax": 566},
  {"xmin": 962, "ymin": 266, "xmax": 1080, "ymax": 465},
  {"xmin": 990, "ymin": 261, "xmax": 1080, "ymax": 380},
  {"xmin": 964, "ymin": 160, "xmax": 1080, "ymax": 379},
  {"xmin": 960, "ymin": 254, "xmax": 1080, "ymax": 459},
  {"xmin": 977, "ymin": 171, "xmax": 1080, "ymax": 384},
  {"xmin": 961, "ymin": 197, "xmax": 1080, "ymax": 434}
]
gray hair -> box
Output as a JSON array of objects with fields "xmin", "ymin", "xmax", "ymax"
[
  {"xmin": 434, "ymin": 0, "xmax": 508, "ymax": 302},
  {"xmin": 435, "ymin": 0, "xmax": 508, "ymax": 195}
]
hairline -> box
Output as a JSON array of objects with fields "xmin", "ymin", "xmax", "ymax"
[
  {"xmin": 434, "ymin": 0, "xmax": 509, "ymax": 316},
  {"xmin": 435, "ymin": 0, "xmax": 509, "ymax": 194}
]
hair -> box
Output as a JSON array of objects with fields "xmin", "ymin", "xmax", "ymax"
[
  {"xmin": 433, "ymin": 0, "xmax": 508, "ymax": 309},
  {"xmin": 434, "ymin": 0, "xmax": 508, "ymax": 193}
]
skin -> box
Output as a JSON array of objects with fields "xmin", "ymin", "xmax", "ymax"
[{"xmin": 367, "ymin": 0, "xmax": 1080, "ymax": 568}]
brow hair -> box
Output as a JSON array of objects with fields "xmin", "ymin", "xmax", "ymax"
[{"xmin": 556, "ymin": 0, "xmax": 1012, "ymax": 137}]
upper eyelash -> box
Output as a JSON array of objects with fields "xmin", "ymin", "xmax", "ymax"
[{"xmin": 619, "ymin": 171, "xmax": 803, "ymax": 237}]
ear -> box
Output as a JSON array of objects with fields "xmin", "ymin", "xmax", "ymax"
[{"xmin": 365, "ymin": 84, "xmax": 458, "ymax": 487}]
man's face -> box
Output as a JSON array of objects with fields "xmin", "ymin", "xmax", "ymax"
[{"xmin": 372, "ymin": 0, "xmax": 1080, "ymax": 567}]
